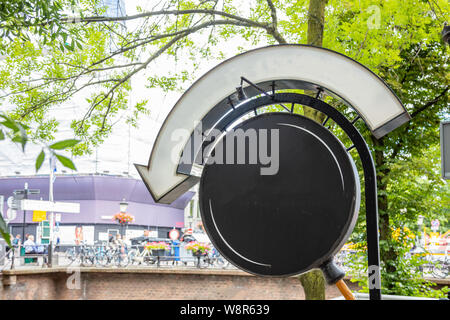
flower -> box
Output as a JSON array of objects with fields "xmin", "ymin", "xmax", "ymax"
[
  {"xmin": 185, "ymin": 241, "xmax": 211, "ymax": 254},
  {"xmin": 145, "ymin": 241, "xmax": 170, "ymax": 251},
  {"xmin": 112, "ymin": 212, "xmax": 134, "ymax": 225}
]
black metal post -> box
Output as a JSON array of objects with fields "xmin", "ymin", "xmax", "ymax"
[
  {"xmin": 10, "ymin": 245, "xmax": 15, "ymax": 270},
  {"xmin": 21, "ymin": 187, "xmax": 28, "ymax": 242},
  {"xmin": 21, "ymin": 210, "xmax": 26, "ymax": 241},
  {"xmin": 48, "ymin": 241, "xmax": 53, "ymax": 268}
]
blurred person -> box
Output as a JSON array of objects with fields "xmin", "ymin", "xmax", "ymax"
[
  {"xmin": 55, "ymin": 236, "xmax": 61, "ymax": 252},
  {"xmin": 24, "ymin": 235, "xmax": 37, "ymax": 254},
  {"xmin": 12, "ymin": 234, "xmax": 21, "ymax": 246},
  {"xmin": 113, "ymin": 234, "xmax": 127, "ymax": 255},
  {"xmin": 130, "ymin": 229, "xmax": 150, "ymax": 247},
  {"xmin": 114, "ymin": 234, "xmax": 122, "ymax": 243},
  {"xmin": 75, "ymin": 226, "xmax": 83, "ymax": 245}
]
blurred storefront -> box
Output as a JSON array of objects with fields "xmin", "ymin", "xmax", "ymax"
[{"xmin": 0, "ymin": 175, "xmax": 193, "ymax": 244}]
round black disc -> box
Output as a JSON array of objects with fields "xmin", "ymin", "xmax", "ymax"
[{"xmin": 199, "ymin": 113, "xmax": 360, "ymax": 276}]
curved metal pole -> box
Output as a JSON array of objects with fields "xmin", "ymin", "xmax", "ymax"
[
  {"xmin": 288, "ymin": 93, "xmax": 381, "ymax": 300},
  {"xmin": 189, "ymin": 92, "xmax": 382, "ymax": 299}
]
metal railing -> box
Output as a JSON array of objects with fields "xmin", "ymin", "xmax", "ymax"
[
  {"xmin": 55, "ymin": 242, "xmax": 234, "ymax": 269},
  {"xmin": 1, "ymin": 243, "xmax": 448, "ymax": 279},
  {"xmin": 334, "ymin": 249, "xmax": 449, "ymax": 280},
  {"xmin": 1, "ymin": 242, "xmax": 236, "ymax": 270}
]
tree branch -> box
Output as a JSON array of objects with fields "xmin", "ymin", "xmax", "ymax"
[
  {"xmin": 410, "ymin": 86, "xmax": 448, "ymax": 118},
  {"xmin": 78, "ymin": 18, "xmax": 260, "ymax": 132},
  {"xmin": 390, "ymin": 86, "xmax": 449, "ymax": 160},
  {"xmin": 265, "ymin": 0, "xmax": 287, "ymax": 44},
  {"xmin": 62, "ymin": 9, "xmax": 269, "ymax": 30}
]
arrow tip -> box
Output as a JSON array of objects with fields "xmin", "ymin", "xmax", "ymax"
[
  {"xmin": 134, "ymin": 163, "xmax": 199, "ymax": 205},
  {"xmin": 134, "ymin": 162, "xmax": 153, "ymax": 190}
]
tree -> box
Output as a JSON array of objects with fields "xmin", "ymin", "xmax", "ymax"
[
  {"xmin": 0, "ymin": 0, "xmax": 448, "ymax": 297},
  {"xmin": 0, "ymin": 0, "xmax": 83, "ymax": 50},
  {"xmin": 298, "ymin": 0, "xmax": 328, "ymax": 300}
]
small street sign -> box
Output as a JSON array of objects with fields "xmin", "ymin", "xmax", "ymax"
[
  {"xmin": 20, "ymin": 199, "xmax": 80, "ymax": 213},
  {"xmin": 6, "ymin": 208, "xmax": 17, "ymax": 221},
  {"xmin": 7, "ymin": 196, "xmax": 18, "ymax": 209},
  {"xmin": 32, "ymin": 210, "xmax": 47, "ymax": 222},
  {"xmin": 4, "ymin": 196, "xmax": 17, "ymax": 222},
  {"xmin": 13, "ymin": 189, "xmax": 40, "ymax": 200}
]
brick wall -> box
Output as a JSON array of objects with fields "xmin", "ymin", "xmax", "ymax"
[{"xmin": 0, "ymin": 268, "xmax": 360, "ymax": 300}]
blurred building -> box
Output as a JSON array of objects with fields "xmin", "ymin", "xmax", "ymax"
[{"xmin": 0, "ymin": 175, "xmax": 193, "ymax": 244}]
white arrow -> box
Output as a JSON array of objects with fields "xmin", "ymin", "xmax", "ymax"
[{"xmin": 136, "ymin": 45, "xmax": 409, "ymax": 204}]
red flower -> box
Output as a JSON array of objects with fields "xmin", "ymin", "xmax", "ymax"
[{"xmin": 112, "ymin": 212, "xmax": 134, "ymax": 224}]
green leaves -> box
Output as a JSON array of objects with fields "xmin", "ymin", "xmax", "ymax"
[
  {"xmin": 35, "ymin": 149, "xmax": 45, "ymax": 171},
  {"xmin": 35, "ymin": 139, "xmax": 80, "ymax": 172},
  {"xmin": 54, "ymin": 153, "xmax": 76, "ymax": 171},
  {"xmin": 0, "ymin": 114, "xmax": 28, "ymax": 151},
  {"xmin": 0, "ymin": 113, "xmax": 79, "ymax": 172},
  {"xmin": 0, "ymin": 0, "xmax": 84, "ymax": 50},
  {"xmin": 0, "ymin": 214, "xmax": 11, "ymax": 247},
  {"xmin": 49, "ymin": 139, "xmax": 80, "ymax": 150}
]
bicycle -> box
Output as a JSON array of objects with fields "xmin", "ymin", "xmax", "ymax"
[
  {"xmin": 77, "ymin": 242, "xmax": 94, "ymax": 266},
  {"xmin": 430, "ymin": 252, "xmax": 449, "ymax": 279},
  {"xmin": 100, "ymin": 243, "xmax": 129, "ymax": 267},
  {"xmin": 64, "ymin": 245, "xmax": 80, "ymax": 266},
  {"xmin": 206, "ymin": 248, "xmax": 229, "ymax": 269},
  {"xmin": 92, "ymin": 242, "xmax": 109, "ymax": 267},
  {"xmin": 64, "ymin": 241, "xmax": 99, "ymax": 266},
  {"xmin": 128, "ymin": 245, "xmax": 154, "ymax": 266}
]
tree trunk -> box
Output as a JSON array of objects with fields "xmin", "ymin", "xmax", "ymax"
[
  {"xmin": 371, "ymin": 137, "xmax": 397, "ymax": 289},
  {"xmin": 299, "ymin": 269, "xmax": 326, "ymax": 300},
  {"xmin": 303, "ymin": 0, "xmax": 328, "ymax": 123},
  {"xmin": 307, "ymin": 0, "xmax": 327, "ymax": 47},
  {"xmin": 298, "ymin": 0, "xmax": 328, "ymax": 300}
]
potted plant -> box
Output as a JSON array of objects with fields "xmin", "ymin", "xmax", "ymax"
[
  {"xmin": 112, "ymin": 212, "xmax": 134, "ymax": 236},
  {"xmin": 112, "ymin": 212, "xmax": 134, "ymax": 225},
  {"xmin": 145, "ymin": 241, "xmax": 170, "ymax": 256},
  {"xmin": 185, "ymin": 241, "xmax": 211, "ymax": 256}
]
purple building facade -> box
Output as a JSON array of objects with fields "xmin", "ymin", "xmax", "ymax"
[{"xmin": 0, "ymin": 175, "xmax": 194, "ymax": 244}]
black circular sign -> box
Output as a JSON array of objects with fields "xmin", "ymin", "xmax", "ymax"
[{"xmin": 199, "ymin": 113, "xmax": 360, "ymax": 276}]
